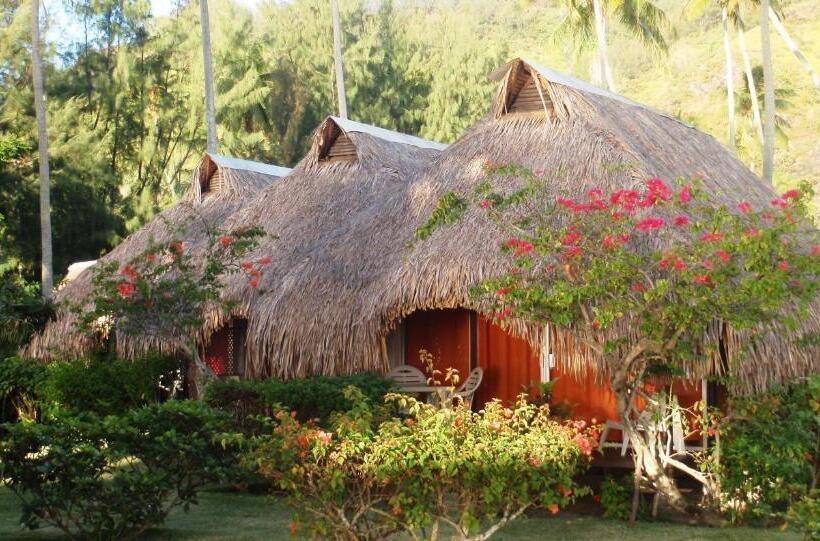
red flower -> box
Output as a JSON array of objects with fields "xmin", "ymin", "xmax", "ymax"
[
  {"xmin": 782, "ymin": 188, "xmax": 801, "ymax": 200},
  {"xmin": 644, "ymin": 382, "xmax": 657, "ymax": 393},
  {"xmin": 258, "ymin": 256, "xmax": 272, "ymax": 265},
  {"xmin": 171, "ymin": 241, "xmax": 184, "ymax": 254},
  {"xmin": 714, "ymin": 250, "xmax": 730, "ymax": 263},
  {"xmin": 240, "ymin": 261, "xmax": 254, "ymax": 270},
  {"xmin": 631, "ymin": 282, "xmax": 644, "ymax": 292},
  {"xmin": 219, "ymin": 235, "xmax": 233, "ymax": 247},
  {"xmin": 573, "ymin": 434, "xmax": 593, "ymax": 456},
  {"xmin": 116, "ymin": 281, "xmax": 135, "ymax": 298},
  {"xmin": 778, "ymin": 260, "xmax": 790, "ymax": 271},
  {"xmin": 561, "ymin": 231, "xmax": 582, "ymax": 246},
  {"xmin": 146, "ymin": 253, "xmax": 157, "ymax": 262},
  {"xmin": 602, "ymin": 235, "xmax": 619, "ymax": 249},
  {"xmin": 591, "ymin": 320, "xmax": 601, "ymax": 329},
  {"xmin": 515, "ymin": 242, "xmax": 534, "ymax": 256},
  {"xmin": 496, "ymin": 287, "xmax": 510, "ymax": 296},
  {"xmin": 659, "ymin": 258, "xmax": 670, "ymax": 269},
  {"xmin": 557, "ymin": 197, "xmax": 576, "ymax": 209},
  {"xmin": 646, "ymin": 177, "xmax": 671, "ymax": 201},
  {"xmin": 678, "ymin": 185, "xmax": 692, "ymax": 203},
  {"xmin": 699, "ymin": 232, "xmax": 723, "ymax": 242},
  {"xmin": 249, "ymin": 278, "xmax": 259, "ymax": 288},
  {"xmin": 288, "ymin": 521, "xmax": 299, "ymax": 536},
  {"xmin": 760, "ymin": 211, "xmax": 774, "ymax": 221},
  {"xmin": 593, "ymin": 494, "xmax": 601, "ymax": 503},
  {"xmin": 588, "ymin": 187, "xmax": 604, "ymax": 199},
  {"xmin": 547, "ymin": 503, "xmax": 560, "ymax": 515},
  {"xmin": 673, "ymin": 215, "xmax": 689, "ymax": 226},
  {"xmin": 707, "ymin": 427, "xmax": 716, "ymax": 437},
  {"xmin": 610, "ymin": 211, "xmax": 623, "ymax": 220},
  {"xmin": 119, "ymin": 264, "xmax": 136, "ymax": 278},
  {"xmin": 563, "ymin": 246, "xmax": 583, "ymax": 258},
  {"xmin": 811, "ymin": 245, "xmax": 820, "ymax": 256},
  {"xmin": 744, "ymin": 228, "xmax": 760, "ymax": 238},
  {"xmin": 770, "ymin": 198, "xmax": 788, "ymax": 208},
  {"xmin": 737, "ymin": 201, "xmax": 752, "ymax": 214},
  {"xmin": 559, "ymin": 485, "xmax": 573, "ymax": 497},
  {"xmin": 693, "ymin": 274, "xmax": 711, "ymax": 285},
  {"xmin": 635, "ymin": 217, "xmax": 665, "ymax": 231},
  {"xmin": 673, "ymin": 257, "xmax": 686, "ymax": 271},
  {"xmin": 494, "ymin": 308, "xmax": 511, "ymax": 319},
  {"xmin": 479, "ymin": 199, "xmax": 491, "ymax": 209}
]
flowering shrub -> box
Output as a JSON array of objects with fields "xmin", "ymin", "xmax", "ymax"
[
  {"xmin": 249, "ymin": 388, "xmax": 595, "ymax": 540},
  {"xmin": 416, "ymin": 163, "xmax": 819, "ymax": 518},
  {"xmin": 77, "ymin": 221, "xmax": 267, "ymax": 391}
]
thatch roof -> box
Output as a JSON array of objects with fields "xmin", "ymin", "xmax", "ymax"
[
  {"xmin": 25, "ymin": 153, "xmax": 290, "ymax": 360},
  {"xmin": 387, "ymin": 57, "xmax": 818, "ymax": 392},
  {"xmin": 203, "ymin": 116, "xmax": 446, "ymax": 377}
]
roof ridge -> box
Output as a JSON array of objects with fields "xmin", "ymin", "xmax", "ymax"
[
  {"xmin": 207, "ymin": 153, "xmax": 293, "ymax": 178},
  {"xmin": 328, "ymin": 116, "xmax": 447, "ymax": 151}
]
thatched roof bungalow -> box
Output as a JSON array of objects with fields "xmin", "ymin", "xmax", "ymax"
[
  {"xmin": 201, "ymin": 116, "xmax": 447, "ymax": 378},
  {"xmin": 385, "ymin": 58, "xmax": 818, "ymax": 412},
  {"xmin": 25, "ymin": 153, "xmax": 290, "ymax": 360}
]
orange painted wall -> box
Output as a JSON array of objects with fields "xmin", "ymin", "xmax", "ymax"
[
  {"xmin": 404, "ymin": 309, "xmax": 471, "ymax": 382},
  {"xmin": 550, "ymin": 367, "xmax": 618, "ymax": 423},
  {"xmin": 474, "ymin": 316, "xmax": 541, "ymax": 408}
]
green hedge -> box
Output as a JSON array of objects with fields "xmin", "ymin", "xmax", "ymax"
[{"xmin": 204, "ymin": 373, "xmax": 394, "ymax": 432}]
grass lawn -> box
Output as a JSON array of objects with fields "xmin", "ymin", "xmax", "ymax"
[{"xmin": 0, "ymin": 487, "xmax": 801, "ymax": 540}]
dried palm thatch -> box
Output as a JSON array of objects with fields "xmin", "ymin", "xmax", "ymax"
[
  {"xmin": 204, "ymin": 116, "xmax": 447, "ymax": 377},
  {"xmin": 24, "ymin": 153, "xmax": 290, "ymax": 360},
  {"xmin": 387, "ymin": 58, "xmax": 818, "ymax": 392}
]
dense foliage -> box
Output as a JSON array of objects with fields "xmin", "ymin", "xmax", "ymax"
[
  {"xmin": 250, "ymin": 389, "xmax": 596, "ymax": 540},
  {"xmin": 720, "ymin": 375, "xmax": 820, "ymax": 524},
  {"xmin": 0, "ymin": 400, "xmax": 242, "ymax": 539},
  {"xmin": 205, "ymin": 372, "xmax": 394, "ymax": 431},
  {"xmin": 419, "ymin": 163, "xmax": 819, "ymax": 516},
  {"xmin": 0, "ymin": 356, "xmax": 47, "ymax": 423}
]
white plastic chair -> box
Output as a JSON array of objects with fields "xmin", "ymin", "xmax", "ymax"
[
  {"xmin": 454, "ymin": 367, "xmax": 483, "ymax": 409},
  {"xmin": 386, "ymin": 365, "xmax": 427, "ymax": 389}
]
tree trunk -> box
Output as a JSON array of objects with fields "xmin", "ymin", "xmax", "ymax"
[
  {"xmin": 331, "ymin": 0, "xmax": 348, "ymax": 119},
  {"xmin": 768, "ymin": 7, "xmax": 820, "ymax": 89},
  {"xmin": 760, "ymin": 0, "xmax": 776, "ymax": 184},
  {"xmin": 737, "ymin": 25, "xmax": 763, "ymax": 145},
  {"xmin": 592, "ymin": 0, "xmax": 616, "ymax": 92},
  {"xmin": 31, "ymin": 0, "xmax": 53, "ymax": 301},
  {"xmin": 612, "ymin": 373, "xmax": 690, "ymax": 519},
  {"xmin": 721, "ymin": 8, "xmax": 736, "ymax": 152},
  {"xmin": 200, "ymin": 0, "xmax": 218, "ymax": 153}
]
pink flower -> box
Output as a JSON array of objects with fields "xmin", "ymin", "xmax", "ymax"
[
  {"xmin": 700, "ymin": 232, "xmax": 723, "ymax": 242},
  {"xmin": 494, "ymin": 308, "xmax": 512, "ymax": 319},
  {"xmin": 116, "ymin": 281, "xmax": 135, "ymax": 298},
  {"xmin": 591, "ymin": 320, "xmax": 601, "ymax": 329},
  {"xmin": 563, "ymin": 246, "xmax": 583, "ymax": 258},
  {"xmin": 744, "ymin": 228, "xmax": 760, "ymax": 238},
  {"xmin": 771, "ymin": 198, "xmax": 788, "ymax": 209},
  {"xmin": 479, "ymin": 199, "xmax": 491, "ymax": 209},
  {"xmin": 782, "ymin": 189, "xmax": 801, "ymax": 200},
  {"xmin": 240, "ymin": 261, "xmax": 253, "ymax": 270},
  {"xmin": 557, "ymin": 197, "xmax": 576, "ymax": 209},
  {"xmin": 646, "ymin": 177, "xmax": 671, "ymax": 200},
  {"xmin": 631, "ymin": 282, "xmax": 644, "ymax": 292},
  {"xmin": 636, "ymin": 217, "xmax": 665, "ymax": 231},
  {"xmin": 249, "ymin": 278, "xmax": 259, "ymax": 288},
  {"xmin": 610, "ymin": 211, "xmax": 623, "ymax": 221},
  {"xmin": 258, "ymin": 256, "xmax": 272, "ymax": 265},
  {"xmin": 737, "ymin": 201, "xmax": 752, "ymax": 214},
  {"xmin": 588, "ymin": 187, "xmax": 604, "ymax": 199},
  {"xmin": 562, "ymin": 231, "xmax": 582, "ymax": 246},
  {"xmin": 119, "ymin": 264, "xmax": 136, "ymax": 278},
  {"xmin": 702, "ymin": 259, "xmax": 713, "ymax": 270},
  {"xmin": 317, "ymin": 431, "xmax": 332, "ymax": 445},
  {"xmin": 811, "ymin": 245, "xmax": 820, "ymax": 256},
  {"xmin": 602, "ymin": 235, "xmax": 619, "ymax": 249},
  {"xmin": 644, "ymin": 382, "xmax": 657, "ymax": 393},
  {"xmin": 171, "ymin": 241, "xmax": 184, "ymax": 254},
  {"xmin": 778, "ymin": 260, "xmax": 790, "ymax": 271},
  {"xmin": 693, "ymin": 274, "xmax": 711, "ymax": 285},
  {"xmin": 496, "ymin": 287, "xmax": 510, "ymax": 296},
  {"xmin": 514, "ymin": 242, "xmax": 534, "ymax": 256},
  {"xmin": 219, "ymin": 235, "xmax": 233, "ymax": 247},
  {"xmin": 714, "ymin": 250, "xmax": 730, "ymax": 263},
  {"xmin": 678, "ymin": 185, "xmax": 692, "ymax": 203},
  {"xmin": 573, "ymin": 434, "xmax": 593, "ymax": 456},
  {"xmin": 674, "ymin": 215, "xmax": 689, "ymax": 227}
]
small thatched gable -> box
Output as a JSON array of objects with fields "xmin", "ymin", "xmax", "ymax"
[{"xmin": 25, "ymin": 153, "xmax": 291, "ymax": 361}]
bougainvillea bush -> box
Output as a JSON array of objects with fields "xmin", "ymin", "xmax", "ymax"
[
  {"xmin": 77, "ymin": 220, "xmax": 267, "ymax": 393},
  {"xmin": 417, "ymin": 163, "xmax": 819, "ymax": 518},
  {"xmin": 249, "ymin": 388, "xmax": 596, "ymax": 540}
]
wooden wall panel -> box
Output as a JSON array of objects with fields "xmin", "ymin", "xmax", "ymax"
[
  {"xmin": 404, "ymin": 309, "xmax": 471, "ymax": 384},
  {"xmin": 474, "ymin": 316, "xmax": 540, "ymax": 408}
]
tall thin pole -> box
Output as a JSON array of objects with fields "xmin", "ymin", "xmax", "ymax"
[
  {"xmin": 721, "ymin": 7, "xmax": 736, "ymax": 151},
  {"xmin": 200, "ymin": 0, "xmax": 217, "ymax": 153},
  {"xmin": 760, "ymin": 0, "xmax": 775, "ymax": 184},
  {"xmin": 31, "ymin": 0, "xmax": 53, "ymax": 300},
  {"xmin": 331, "ymin": 0, "xmax": 348, "ymax": 119}
]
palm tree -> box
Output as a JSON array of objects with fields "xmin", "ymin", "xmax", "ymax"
[
  {"xmin": 720, "ymin": 5, "xmax": 736, "ymax": 150},
  {"xmin": 556, "ymin": 0, "xmax": 669, "ymax": 92},
  {"xmin": 330, "ymin": 0, "xmax": 348, "ymax": 118},
  {"xmin": 767, "ymin": 5, "xmax": 819, "ymax": 89},
  {"xmin": 200, "ymin": 0, "xmax": 217, "ymax": 153},
  {"xmin": 760, "ymin": 0, "xmax": 775, "ymax": 183},
  {"xmin": 31, "ymin": 0, "xmax": 53, "ymax": 300}
]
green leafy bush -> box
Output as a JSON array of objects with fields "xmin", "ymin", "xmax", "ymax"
[
  {"xmin": 599, "ymin": 475, "xmax": 633, "ymax": 521},
  {"xmin": 0, "ymin": 400, "xmax": 242, "ymax": 539},
  {"xmin": 785, "ymin": 490, "xmax": 820, "ymax": 540},
  {"xmin": 250, "ymin": 389, "xmax": 595, "ymax": 540},
  {"xmin": 0, "ymin": 356, "xmax": 47, "ymax": 423},
  {"xmin": 720, "ymin": 376, "xmax": 820, "ymax": 523},
  {"xmin": 205, "ymin": 372, "xmax": 393, "ymax": 432},
  {"xmin": 40, "ymin": 353, "xmax": 181, "ymax": 417}
]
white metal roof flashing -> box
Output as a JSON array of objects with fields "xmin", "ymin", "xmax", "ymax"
[
  {"xmin": 329, "ymin": 116, "xmax": 448, "ymax": 151},
  {"xmin": 209, "ymin": 153, "xmax": 293, "ymax": 178}
]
